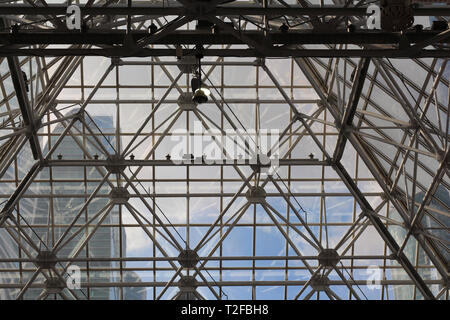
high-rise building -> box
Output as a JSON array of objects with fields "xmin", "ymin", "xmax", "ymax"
[
  {"xmin": 18, "ymin": 110, "xmax": 120, "ymax": 299},
  {"xmin": 0, "ymin": 228, "xmax": 19, "ymax": 299},
  {"xmin": 2, "ymin": 109, "xmax": 146, "ymax": 300},
  {"xmin": 119, "ymin": 224, "xmax": 147, "ymax": 300},
  {"xmin": 391, "ymin": 185, "xmax": 449, "ymax": 300}
]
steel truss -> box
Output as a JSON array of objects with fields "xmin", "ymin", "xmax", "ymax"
[{"xmin": 0, "ymin": 0, "xmax": 448, "ymax": 300}]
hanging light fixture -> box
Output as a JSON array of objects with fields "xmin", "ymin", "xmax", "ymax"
[{"xmin": 191, "ymin": 46, "xmax": 210, "ymax": 104}]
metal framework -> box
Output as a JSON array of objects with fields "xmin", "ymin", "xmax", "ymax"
[{"xmin": 0, "ymin": 0, "xmax": 448, "ymax": 300}]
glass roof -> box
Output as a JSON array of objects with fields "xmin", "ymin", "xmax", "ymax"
[{"xmin": 0, "ymin": 0, "xmax": 448, "ymax": 300}]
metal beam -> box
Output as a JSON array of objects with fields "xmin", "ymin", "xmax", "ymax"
[
  {"xmin": 295, "ymin": 57, "xmax": 449, "ymax": 279},
  {"xmin": 1, "ymin": 31, "xmax": 449, "ymax": 46},
  {"xmin": 398, "ymin": 148, "xmax": 450, "ymax": 254},
  {"xmin": 0, "ymin": 4, "xmax": 448, "ymax": 16},
  {"xmin": 43, "ymin": 159, "xmax": 327, "ymax": 167},
  {"xmin": 6, "ymin": 56, "xmax": 42, "ymax": 160},
  {"xmin": 333, "ymin": 161, "xmax": 436, "ymax": 300},
  {"xmin": 0, "ymin": 255, "xmax": 396, "ymax": 263},
  {"xmin": 0, "ymin": 47, "xmax": 448, "ymax": 58},
  {"xmin": 0, "ymin": 161, "xmax": 41, "ymax": 227},
  {"xmin": 0, "ymin": 279, "xmax": 445, "ymax": 289},
  {"xmin": 294, "ymin": 57, "xmax": 438, "ymax": 300},
  {"xmin": 333, "ymin": 58, "xmax": 371, "ymax": 161}
]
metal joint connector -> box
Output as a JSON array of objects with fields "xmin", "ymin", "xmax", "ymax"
[{"xmin": 111, "ymin": 57, "xmax": 123, "ymax": 66}]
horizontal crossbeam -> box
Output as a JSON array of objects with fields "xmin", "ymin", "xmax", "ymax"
[
  {"xmin": 0, "ymin": 47, "xmax": 447, "ymax": 58},
  {"xmin": 0, "ymin": 4, "xmax": 448, "ymax": 16},
  {"xmin": 1, "ymin": 30, "xmax": 448, "ymax": 46},
  {"xmin": 43, "ymin": 159, "xmax": 328, "ymax": 167}
]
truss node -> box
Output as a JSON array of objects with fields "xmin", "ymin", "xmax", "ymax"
[
  {"xmin": 363, "ymin": 209, "xmax": 379, "ymax": 219},
  {"xmin": 174, "ymin": 275, "xmax": 199, "ymax": 300},
  {"xmin": 411, "ymin": 226, "xmax": 421, "ymax": 237},
  {"xmin": 390, "ymin": 189, "xmax": 402, "ymax": 200},
  {"xmin": 44, "ymin": 277, "xmax": 66, "ymax": 294},
  {"xmin": 105, "ymin": 155, "xmax": 126, "ymax": 174},
  {"xmin": 0, "ymin": 205, "xmax": 13, "ymax": 217},
  {"xmin": 111, "ymin": 57, "xmax": 123, "ymax": 66},
  {"xmin": 310, "ymin": 274, "xmax": 330, "ymax": 291},
  {"xmin": 178, "ymin": 275, "xmax": 198, "ymax": 291},
  {"xmin": 177, "ymin": 249, "xmax": 199, "ymax": 268},
  {"xmin": 436, "ymin": 149, "xmax": 448, "ymax": 163},
  {"xmin": 409, "ymin": 119, "xmax": 419, "ymax": 129},
  {"xmin": 177, "ymin": 93, "xmax": 197, "ymax": 111},
  {"xmin": 25, "ymin": 112, "xmax": 42, "ymax": 136},
  {"xmin": 254, "ymin": 58, "xmax": 265, "ymax": 67},
  {"xmin": 249, "ymin": 156, "xmax": 272, "ymax": 173},
  {"xmin": 294, "ymin": 113, "xmax": 309, "ymax": 122},
  {"xmin": 318, "ymin": 249, "xmax": 340, "ymax": 267},
  {"xmin": 245, "ymin": 186, "xmax": 267, "ymax": 204},
  {"xmin": 72, "ymin": 109, "xmax": 85, "ymax": 122},
  {"xmin": 36, "ymin": 250, "xmax": 57, "ymax": 269},
  {"xmin": 358, "ymin": 211, "xmax": 368, "ymax": 221},
  {"xmin": 109, "ymin": 187, "xmax": 130, "ymax": 204},
  {"xmin": 330, "ymin": 161, "xmax": 338, "ymax": 171}
]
